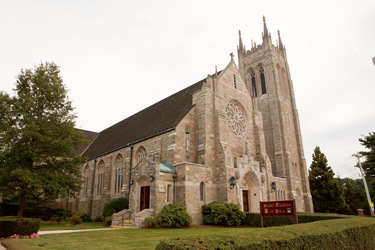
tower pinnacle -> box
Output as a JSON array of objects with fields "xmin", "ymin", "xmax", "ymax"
[
  {"xmin": 278, "ymin": 30, "xmax": 284, "ymax": 51},
  {"xmin": 262, "ymin": 16, "xmax": 269, "ymax": 40},
  {"xmin": 239, "ymin": 30, "xmax": 243, "ymax": 49}
]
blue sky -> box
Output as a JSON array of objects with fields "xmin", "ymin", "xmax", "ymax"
[{"xmin": 1, "ymin": 0, "xmax": 374, "ymax": 178}]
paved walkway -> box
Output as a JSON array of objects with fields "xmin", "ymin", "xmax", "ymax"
[
  {"xmin": 0, "ymin": 228, "xmax": 123, "ymax": 250},
  {"xmin": 38, "ymin": 227, "xmax": 121, "ymax": 235}
]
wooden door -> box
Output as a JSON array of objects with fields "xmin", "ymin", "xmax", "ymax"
[
  {"xmin": 242, "ymin": 190, "xmax": 249, "ymax": 212},
  {"xmin": 140, "ymin": 186, "xmax": 150, "ymax": 211}
]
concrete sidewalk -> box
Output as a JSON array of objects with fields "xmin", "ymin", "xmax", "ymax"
[{"xmin": 38, "ymin": 227, "xmax": 122, "ymax": 235}]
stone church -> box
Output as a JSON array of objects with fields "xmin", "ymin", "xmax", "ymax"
[{"xmin": 58, "ymin": 18, "xmax": 313, "ymax": 226}]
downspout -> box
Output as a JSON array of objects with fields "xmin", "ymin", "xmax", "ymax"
[
  {"xmin": 89, "ymin": 159, "xmax": 97, "ymax": 216},
  {"xmin": 127, "ymin": 144, "xmax": 134, "ymax": 200}
]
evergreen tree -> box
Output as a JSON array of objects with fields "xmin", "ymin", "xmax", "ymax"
[
  {"xmin": 308, "ymin": 146, "xmax": 348, "ymax": 213},
  {"xmin": 0, "ymin": 62, "xmax": 86, "ymax": 216},
  {"xmin": 359, "ymin": 132, "xmax": 375, "ymax": 198}
]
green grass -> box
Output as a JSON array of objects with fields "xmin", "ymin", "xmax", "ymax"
[
  {"xmin": 2, "ymin": 217, "xmax": 375, "ymax": 250},
  {"xmin": 39, "ymin": 221, "xmax": 108, "ymax": 231},
  {"xmin": 2, "ymin": 227, "xmax": 239, "ymax": 250}
]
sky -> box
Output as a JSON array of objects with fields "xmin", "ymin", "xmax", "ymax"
[{"xmin": 1, "ymin": 0, "xmax": 374, "ymax": 179}]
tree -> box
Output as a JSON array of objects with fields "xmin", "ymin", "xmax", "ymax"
[
  {"xmin": 308, "ymin": 146, "xmax": 348, "ymax": 213},
  {"xmin": 0, "ymin": 62, "xmax": 86, "ymax": 216},
  {"xmin": 338, "ymin": 178, "xmax": 368, "ymax": 215},
  {"xmin": 359, "ymin": 132, "xmax": 375, "ymax": 198}
]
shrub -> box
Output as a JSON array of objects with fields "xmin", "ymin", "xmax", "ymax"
[
  {"xmin": 156, "ymin": 217, "xmax": 375, "ymax": 250},
  {"xmin": 93, "ymin": 215, "xmax": 103, "ymax": 223},
  {"xmin": 25, "ymin": 206, "xmax": 55, "ymax": 221},
  {"xmin": 202, "ymin": 201, "xmax": 245, "ymax": 226},
  {"xmin": 49, "ymin": 208, "xmax": 73, "ymax": 222},
  {"xmin": 243, "ymin": 212, "xmax": 345, "ymax": 227},
  {"xmin": 103, "ymin": 216, "xmax": 112, "ymax": 226},
  {"xmin": 156, "ymin": 204, "xmax": 192, "ymax": 228},
  {"xmin": 80, "ymin": 213, "xmax": 92, "ymax": 222},
  {"xmin": 103, "ymin": 198, "xmax": 129, "ymax": 217},
  {"xmin": 145, "ymin": 216, "xmax": 158, "ymax": 228},
  {"xmin": 0, "ymin": 217, "xmax": 41, "ymax": 238},
  {"xmin": 50, "ymin": 216, "xmax": 63, "ymax": 223},
  {"xmin": 70, "ymin": 215, "xmax": 82, "ymax": 226}
]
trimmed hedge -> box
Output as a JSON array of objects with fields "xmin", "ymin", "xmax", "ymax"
[
  {"xmin": 243, "ymin": 212, "xmax": 345, "ymax": 227},
  {"xmin": 0, "ymin": 217, "xmax": 40, "ymax": 238},
  {"xmin": 156, "ymin": 217, "xmax": 375, "ymax": 250}
]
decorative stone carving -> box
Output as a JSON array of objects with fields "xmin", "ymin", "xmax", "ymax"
[{"xmin": 225, "ymin": 102, "xmax": 247, "ymax": 136}]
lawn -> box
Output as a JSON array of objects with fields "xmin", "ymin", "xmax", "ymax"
[
  {"xmin": 38, "ymin": 221, "xmax": 108, "ymax": 231},
  {"xmin": 2, "ymin": 227, "xmax": 243, "ymax": 250},
  {"xmin": 2, "ymin": 217, "xmax": 375, "ymax": 250}
]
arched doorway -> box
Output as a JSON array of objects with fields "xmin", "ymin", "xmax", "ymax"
[
  {"xmin": 140, "ymin": 186, "xmax": 150, "ymax": 211},
  {"xmin": 136, "ymin": 175, "xmax": 152, "ymax": 212},
  {"xmin": 241, "ymin": 172, "xmax": 260, "ymax": 212}
]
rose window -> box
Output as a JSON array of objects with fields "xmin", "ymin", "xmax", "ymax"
[{"xmin": 225, "ymin": 102, "xmax": 247, "ymax": 136}]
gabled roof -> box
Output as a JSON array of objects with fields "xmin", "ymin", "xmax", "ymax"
[
  {"xmin": 75, "ymin": 128, "xmax": 99, "ymax": 155},
  {"xmin": 82, "ymin": 78, "xmax": 206, "ymax": 159}
]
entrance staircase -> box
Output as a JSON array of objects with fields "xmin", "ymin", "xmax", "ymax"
[{"xmin": 111, "ymin": 208, "xmax": 154, "ymax": 228}]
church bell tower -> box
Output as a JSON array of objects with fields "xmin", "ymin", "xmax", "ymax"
[{"xmin": 237, "ymin": 17, "xmax": 313, "ymax": 212}]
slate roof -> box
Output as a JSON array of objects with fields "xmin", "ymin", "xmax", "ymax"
[{"xmin": 82, "ymin": 78, "xmax": 206, "ymax": 159}]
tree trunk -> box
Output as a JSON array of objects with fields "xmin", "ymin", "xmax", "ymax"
[{"xmin": 18, "ymin": 191, "xmax": 26, "ymax": 217}]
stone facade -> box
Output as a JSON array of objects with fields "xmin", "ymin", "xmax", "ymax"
[{"xmin": 56, "ymin": 19, "xmax": 313, "ymax": 227}]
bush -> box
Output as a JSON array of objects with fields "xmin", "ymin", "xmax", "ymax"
[
  {"xmin": 0, "ymin": 217, "xmax": 41, "ymax": 238},
  {"xmin": 50, "ymin": 216, "xmax": 63, "ymax": 223},
  {"xmin": 70, "ymin": 215, "xmax": 82, "ymax": 225},
  {"xmin": 156, "ymin": 217, "xmax": 375, "ymax": 250},
  {"xmin": 103, "ymin": 216, "xmax": 112, "ymax": 226},
  {"xmin": 103, "ymin": 198, "xmax": 129, "ymax": 217},
  {"xmin": 243, "ymin": 212, "xmax": 345, "ymax": 227},
  {"xmin": 53, "ymin": 208, "xmax": 72, "ymax": 221},
  {"xmin": 156, "ymin": 204, "xmax": 192, "ymax": 228},
  {"xmin": 80, "ymin": 213, "xmax": 92, "ymax": 222},
  {"xmin": 25, "ymin": 206, "xmax": 55, "ymax": 221},
  {"xmin": 202, "ymin": 201, "xmax": 245, "ymax": 226},
  {"xmin": 145, "ymin": 216, "xmax": 158, "ymax": 228},
  {"xmin": 93, "ymin": 215, "xmax": 103, "ymax": 223}
]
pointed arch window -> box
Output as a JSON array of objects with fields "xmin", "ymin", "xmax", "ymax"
[
  {"xmin": 114, "ymin": 154, "xmax": 124, "ymax": 194},
  {"xmin": 167, "ymin": 184, "xmax": 172, "ymax": 203},
  {"xmin": 200, "ymin": 182, "xmax": 205, "ymax": 202},
  {"xmin": 185, "ymin": 126, "xmax": 190, "ymax": 160},
  {"xmin": 260, "ymin": 67, "xmax": 266, "ymax": 94},
  {"xmin": 83, "ymin": 165, "xmax": 90, "ymax": 197},
  {"xmin": 233, "ymin": 74, "xmax": 237, "ymax": 89},
  {"xmin": 136, "ymin": 146, "xmax": 147, "ymax": 163},
  {"xmin": 251, "ymin": 70, "xmax": 257, "ymax": 97},
  {"xmin": 97, "ymin": 160, "xmax": 105, "ymax": 196}
]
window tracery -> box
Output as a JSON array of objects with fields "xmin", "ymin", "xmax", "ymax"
[{"xmin": 225, "ymin": 102, "xmax": 247, "ymax": 136}]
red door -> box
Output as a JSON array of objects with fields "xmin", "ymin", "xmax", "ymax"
[
  {"xmin": 243, "ymin": 190, "xmax": 249, "ymax": 212},
  {"xmin": 140, "ymin": 186, "xmax": 150, "ymax": 211}
]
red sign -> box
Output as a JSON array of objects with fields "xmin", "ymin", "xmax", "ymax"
[
  {"xmin": 260, "ymin": 200, "xmax": 295, "ymax": 217},
  {"xmin": 259, "ymin": 200, "xmax": 298, "ymax": 227}
]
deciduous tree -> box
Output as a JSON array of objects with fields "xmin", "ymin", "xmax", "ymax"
[
  {"xmin": 0, "ymin": 62, "xmax": 86, "ymax": 216},
  {"xmin": 338, "ymin": 178, "xmax": 368, "ymax": 215}
]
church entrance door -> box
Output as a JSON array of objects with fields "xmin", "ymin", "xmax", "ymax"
[
  {"xmin": 242, "ymin": 190, "xmax": 249, "ymax": 212},
  {"xmin": 140, "ymin": 186, "xmax": 150, "ymax": 211}
]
